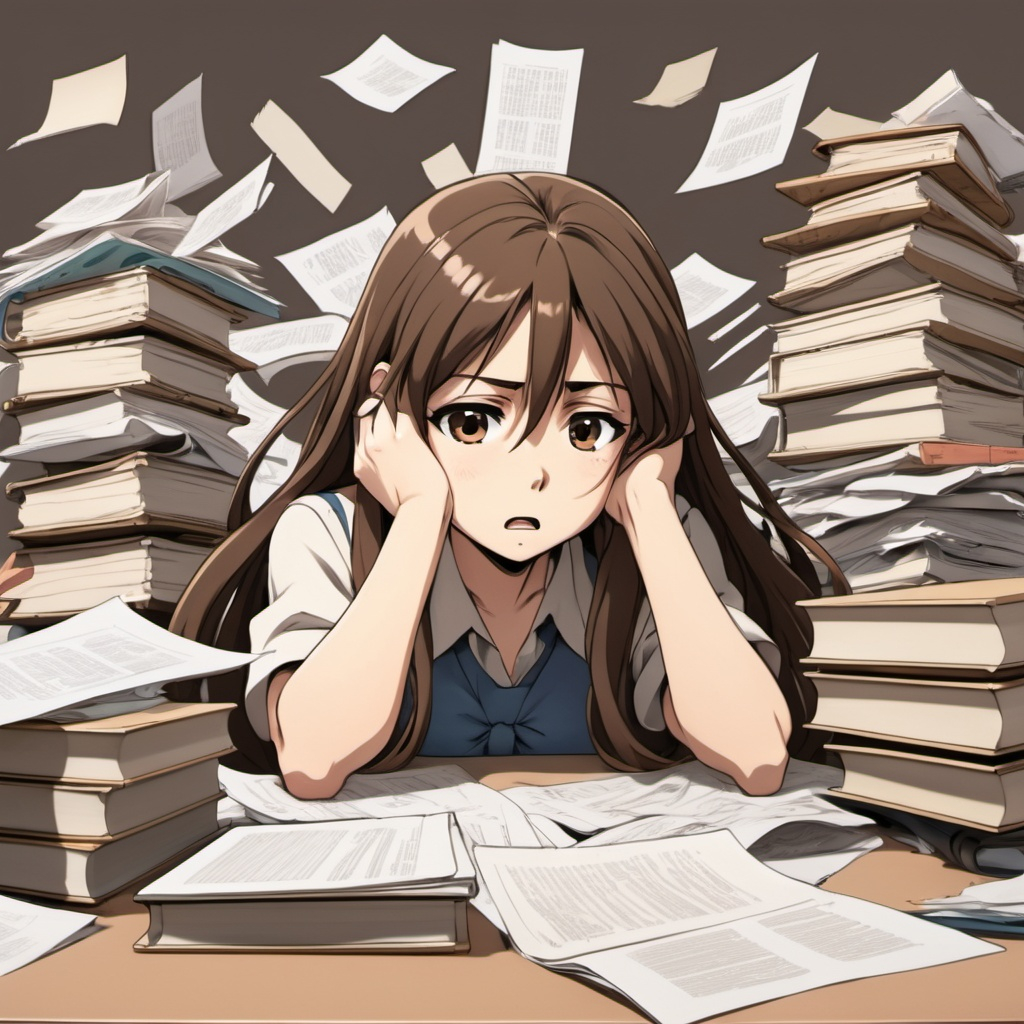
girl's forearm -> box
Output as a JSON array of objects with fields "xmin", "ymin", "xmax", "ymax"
[
  {"xmin": 620, "ymin": 489, "xmax": 791, "ymax": 795},
  {"xmin": 271, "ymin": 496, "xmax": 450, "ymax": 797}
]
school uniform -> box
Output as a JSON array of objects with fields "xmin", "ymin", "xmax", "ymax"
[{"xmin": 245, "ymin": 492, "xmax": 781, "ymax": 754}]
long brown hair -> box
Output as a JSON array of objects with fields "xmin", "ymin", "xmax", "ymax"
[{"xmin": 171, "ymin": 172, "xmax": 846, "ymax": 773}]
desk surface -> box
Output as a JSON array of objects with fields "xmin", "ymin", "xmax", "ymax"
[{"xmin": 0, "ymin": 755, "xmax": 1017, "ymax": 1024}]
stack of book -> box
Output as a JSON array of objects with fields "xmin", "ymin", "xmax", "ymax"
[
  {"xmin": 0, "ymin": 265, "xmax": 258, "ymax": 625},
  {"xmin": 761, "ymin": 124, "xmax": 1024, "ymax": 590},
  {"xmin": 0, "ymin": 701, "xmax": 234, "ymax": 903},
  {"xmin": 799, "ymin": 579, "xmax": 1024, "ymax": 837}
]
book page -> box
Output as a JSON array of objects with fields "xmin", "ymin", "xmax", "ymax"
[
  {"xmin": 231, "ymin": 315, "xmax": 348, "ymax": 379},
  {"xmin": 251, "ymin": 101, "xmax": 350, "ymax": 212},
  {"xmin": 677, "ymin": 54, "xmax": 817, "ymax": 192},
  {"xmin": 669, "ymin": 252, "xmax": 755, "ymax": 327},
  {"xmin": 10, "ymin": 55, "xmax": 127, "ymax": 149},
  {"xmin": 475, "ymin": 41, "xmax": 584, "ymax": 175},
  {"xmin": 422, "ymin": 143, "xmax": 473, "ymax": 190},
  {"xmin": 0, "ymin": 894, "xmax": 96, "ymax": 978},
  {"xmin": 276, "ymin": 207, "xmax": 396, "ymax": 316},
  {"xmin": 152, "ymin": 75, "xmax": 222, "ymax": 201},
  {"xmin": 633, "ymin": 48, "xmax": 716, "ymax": 108},
  {"xmin": 322, "ymin": 35, "xmax": 454, "ymax": 113},
  {"xmin": 137, "ymin": 814, "xmax": 456, "ymax": 897},
  {"xmin": 0, "ymin": 599, "xmax": 258, "ymax": 726}
]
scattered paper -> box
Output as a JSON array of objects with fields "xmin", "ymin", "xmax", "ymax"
[
  {"xmin": 228, "ymin": 375, "xmax": 288, "ymax": 456},
  {"xmin": 634, "ymin": 48, "xmax": 717, "ymax": 108},
  {"xmin": 276, "ymin": 206, "xmax": 396, "ymax": 317},
  {"xmin": 803, "ymin": 106, "xmax": 883, "ymax": 139},
  {"xmin": 251, "ymin": 100, "xmax": 350, "ymax": 212},
  {"xmin": 35, "ymin": 171, "xmax": 168, "ymax": 231},
  {"xmin": 677, "ymin": 54, "xmax": 817, "ymax": 192},
  {"xmin": 173, "ymin": 156, "xmax": 273, "ymax": 257},
  {"xmin": 230, "ymin": 315, "xmax": 348, "ymax": 379},
  {"xmin": 10, "ymin": 55, "xmax": 127, "ymax": 149},
  {"xmin": 0, "ymin": 894, "xmax": 97, "ymax": 978},
  {"xmin": 708, "ymin": 376, "xmax": 776, "ymax": 447},
  {"xmin": 475, "ymin": 40, "xmax": 584, "ymax": 175},
  {"xmin": 707, "ymin": 302, "xmax": 760, "ymax": 341},
  {"xmin": 422, "ymin": 142, "xmax": 473, "ymax": 189},
  {"xmin": 323, "ymin": 35, "xmax": 454, "ymax": 113},
  {"xmin": 152, "ymin": 75, "xmax": 222, "ymax": 201},
  {"xmin": 708, "ymin": 323, "xmax": 769, "ymax": 370},
  {"xmin": 671, "ymin": 252, "xmax": 755, "ymax": 327},
  {"xmin": 0, "ymin": 598, "xmax": 258, "ymax": 727},
  {"xmin": 741, "ymin": 361, "xmax": 770, "ymax": 385},
  {"xmin": 250, "ymin": 434, "xmax": 302, "ymax": 511}
]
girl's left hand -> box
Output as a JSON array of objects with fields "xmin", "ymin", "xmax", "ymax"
[{"xmin": 604, "ymin": 437, "xmax": 684, "ymax": 525}]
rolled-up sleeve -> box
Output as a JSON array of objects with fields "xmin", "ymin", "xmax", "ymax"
[
  {"xmin": 631, "ymin": 497, "xmax": 782, "ymax": 732},
  {"xmin": 246, "ymin": 495, "xmax": 355, "ymax": 740}
]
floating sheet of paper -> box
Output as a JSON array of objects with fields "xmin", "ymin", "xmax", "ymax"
[
  {"xmin": 251, "ymin": 100, "xmax": 350, "ymax": 212},
  {"xmin": 36, "ymin": 171, "xmax": 168, "ymax": 231},
  {"xmin": 323, "ymin": 35, "xmax": 454, "ymax": 113},
  {"xmin": 803, "ymin": 106, "xmax": 883, "ymax": 139},
  {"xmin": 173, "ymin": 156, "xmax": 272, "ymax": 257},
  {"xmin": 741, "ymin": 361, "xmax": 770, "ymax": 385},
  {"xmin": 228, "ymin": 375, "xmax": 289, "ymax": 455},
  {"xmin": 707, "ymin": 302, "xmax": 760, "ymax": 341},
  {"xmin": 708, "ymin": 376, "xmax": 775, "ymax": 447},
  {"xmin": 677, "ymin": 54, "xmax": 817, "ymax": 192},
  {"xmin": 671, "ymin": 252, "xmax": 755, "ymax": 327},
  {"xmin": 230, "ymin": 315, "xmax": 348, "ymax": 379},
  {"xmin": 152, "ymin": 75, "xmax": 221, "ymax": 201},
  {"xmin": 475, "ymin": 40, "xmax": 584, "ymax": 175},
  {"xmin": 708, "ymin": 323, "xmax": 769, "ymax": 370},
  {"xmin": 634, "ymin": 48, "xmax": 717, "ymax": 108},
  {"xmin": 422, "ymin": 142, "xmax": 473, "ymax": 189},
  {"xmin": 0, "ymin": 894, "xmax": 96, "ymax": 978},
  {"xmin": 276, "ymin": 206, "xmax": 396, "ymax": 317},
  {"xmin": 10, "ymin": 55, "xmax": 127, "ymax": 149}
]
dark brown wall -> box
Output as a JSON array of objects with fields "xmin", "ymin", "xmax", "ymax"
[{"xmin": 3, "ymin": 0, "xmax": 1023, "ymax": 394}]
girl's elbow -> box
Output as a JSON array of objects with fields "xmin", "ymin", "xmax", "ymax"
[{"xmin": 731, "ymin": 749, "xmax": 789, "ymax": 796}]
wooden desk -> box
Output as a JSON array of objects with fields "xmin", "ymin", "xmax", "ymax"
[{"xmin": 0, "ymin": 755, "xmax": 1017, "ymax": 1024}]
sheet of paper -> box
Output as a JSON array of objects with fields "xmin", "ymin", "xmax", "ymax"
[
  {"xmin": 251, "ymin": 100, "xmax": 350, "ymax": 212},
  {"xmin": 0, "ymin": 894, "xmax": 96, "ymax": 978},
  {"xmin": 35, "ymin": 171, "xmax": 168, "ymax": 230},
  {"xmin": 707, "ymin": 302, "xmax": 760, "ymax": 341},
  {"xmin": 707, "ymin": 323, "xmax": 769, "ymax": 370},
  {"xmin": 677, "ymin": 54, "xmax": 817, "ymax": 192},
  {"xmin": 250, "ymin": 434, "xmax": 302, "ymax": 511},
  {"xmin": 475, "ymin": 40, "xmax": 584, "ymax": 174},
  {"xmin": 138, "ymin": 814, "xmax": 456, "ymax": 898},
  {"xmin": 422, "ymin": 142, "xmax": 473, "ymax": 189},
  {"xmin": 671, "ymin": 253, "xmax": 755, "ymax": 327},
  {"xmin": 230, "ymin": 315, "xmax": 348, "ymax": 379},
  {"xmin": 10, "ymin": 55, "xmax": 127, "ymax": 149},
  {"xmin": 276, "ymin": 206, "xmax": 396, "ymax": 316},
  {"xmin": 173, "ymin": 156, "xmax": 273, "ymax": 257},
  {"xmin": 634, "ymin": 48, "xmax": 717, "ymax": 108},
  {"xmin": 917, "ymin": 873, "xmax": 1024, "ymax": 915},
  {"xmin": 708, "ymin": 376, "xmax": 777, "ymax": 448},
  {"xmin": 323, "ymin": 35, "xmax": 454, "ymax": 113},
  {"xmin": 0, "ymin": 598, "xmax": 258, "ymax": 726},
  {"xmin": 228, "ymin": 375, "xmax": 288, "ymax": 455},
  {"xmin": 803, "ymin": 106, "xmax": 883, "ymax": 139},
  {"xmin": 152, "ymin": 75, "xmax": 221, "ymax": 201}
]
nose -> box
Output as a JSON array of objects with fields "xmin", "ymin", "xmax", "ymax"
[{"xmin": 531, "ymin": 467, "xmax": 550, "ymax": 492}]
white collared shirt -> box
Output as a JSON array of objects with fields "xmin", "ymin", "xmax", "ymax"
[{"xmin": 246, "ymin": 492, "xmax": 781, "ymax": 742}]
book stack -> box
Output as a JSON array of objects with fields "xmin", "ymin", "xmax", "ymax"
[
  {"xmin": 0, "ymin": 265, "xmax": 259, "ymax": 625},
  {"xmin": 799, "ymin": 579, "xmax": 1024, "ymax": 838},
  {"xmin": 0, "ymin": 702, "xmax": 234, "ymax": 903},
  {"xmin": 761, "ymin": 124, "xmax": 1024, "ymax": 590}
]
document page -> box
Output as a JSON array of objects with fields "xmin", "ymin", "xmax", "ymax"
[
  {"xmin": 137, "ymin": 814, "xmax": 456, "ymax": 897},
  {"xmin": 276, "ymin": 207, "xmax": 396, "ymax": 316},
  {"xmin": 0, "ymin": 894, "xmax": 96, "ymax": 978},
  {"xmin": 634, "ymin": 49, "xmax": 717, "ymax": 108},
  {"xmin": 475, "ymin": 41, "xmax": 584, "ymax": 174},
  {"xmin": 707, "ymin": 376, "xmax": 776, "ymax": 448},
  {"xmin": 35, "ymin": 171, "xmax": 168, "ymax": 231},
  {"xmin": 677, "ymin": 54, "xmax": 817, "ymax": 192},
  {"xmin": 0, "ymin": 598, "xmax": 258, "ymax": 726},
  {"xmin": 152, "ymin": 75, "xmax": 221, "ymax": 201},
  {"xmin": 803, "ymin": 106, "xmax": 883, "ymax": 139},
  {"xmin": 229, "ymin": 314, "xmax": 348, "ymax": 378},
  {"xmin": 670, "ymin": 252, "xmax": 754, "ymax": 327},
  {"xmin": 422, "ymin": 143, "xmax": 473, "ymax": 190}
]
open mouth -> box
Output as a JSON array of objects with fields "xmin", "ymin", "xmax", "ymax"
[{"xmin": 504, "ymin": 517, "xmax": 540, "ymax": 530}]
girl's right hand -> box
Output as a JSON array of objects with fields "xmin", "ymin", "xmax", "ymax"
[{"xmin": 353, "ymin": 378, "xmax": 452, "ymax": 519}]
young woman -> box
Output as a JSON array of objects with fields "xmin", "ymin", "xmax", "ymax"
[{"xmin": 171, "ymin": 172, "xmax": 845, "ymax": 800}]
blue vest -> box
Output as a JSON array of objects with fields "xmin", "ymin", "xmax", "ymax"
[{"xmin": 317, "ymin": 493, "xmax": 596, "ymax": 757}]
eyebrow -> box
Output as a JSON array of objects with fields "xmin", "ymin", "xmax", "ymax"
[{"xmin": 450, "ymin": 374, "xmax": 628, "ymax": 394}]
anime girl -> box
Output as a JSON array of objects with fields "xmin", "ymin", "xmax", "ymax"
[{"xmin": 171, "ymin": 172, "xmax": 845, "ymax": 801}]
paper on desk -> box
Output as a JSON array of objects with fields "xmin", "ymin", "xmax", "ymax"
[
  {"xmin": 671, "ymin": 252, "xmax": 754, "ymax": 327},
  {"xmin": 475, "ymin": 41, "xmax": 584, "ymax": 175},
  {"xmin": 0, "ymin": 894, "xmax": 97, "ymax": 978},
  {"xmin": 276, "ymin": 206, "xmax": 396, "ymax": 316},
  {"xmin": 707, "ymin": 323, "xmax": 769, "ymax": 371},
  {"xmin": 252, "ymin": 100, "xmax": 350, "ymax": 212},
  {"xmin": 174, "ymin": 156, "xmax": 273, "ymax": 257},
  {"xmin": 230, "ymin": 315, "xmax": 348, "ymax": 380},
  {"xmin": 916, "ymin": 873, "xmax": 1024, "ymax": 917},
  {"xmin": 677, "ymin": 54, "xmax": 816, "ymax": 192},
  {"xmin": 634, "ymin": 48, "xmax": 716, "ymax": 108},
  {"xmin": 323, "ymin": 35, "xmax": 454, "ymax": 113},
  {"xmin": 0, "ymin": 598, "xmax": 259, "ymax": 726},
  {"xmin": 476, "ymin": 830, "xmax": 999, "ymax": 1024},
  {"xmin": 803, "ymin": 106, "xmax": 883, "ymax": 139},
  {"xmin": 10, "ymin": 55, "xmax": 127, "ymax": 149},
  {"xmin": 422, "ymin": 142, "xmax": 473, "ymax": 189},
  {"xmin": 152, "ymin": 75, "xmax": 221, "ymax": 201}
]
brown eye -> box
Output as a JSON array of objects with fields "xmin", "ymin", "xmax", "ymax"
[
  {"xmin": 568, "ymin": 413, "xmax": 626, "ymax": 452},
  {"xmin": 429, "ymin": 404, "xmax": 502, "ymax": 444}
]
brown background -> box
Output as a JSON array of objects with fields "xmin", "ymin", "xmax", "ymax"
[{"xmin": 2, "ymin": 0, "xmax": 1024, "ymax": 396}]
